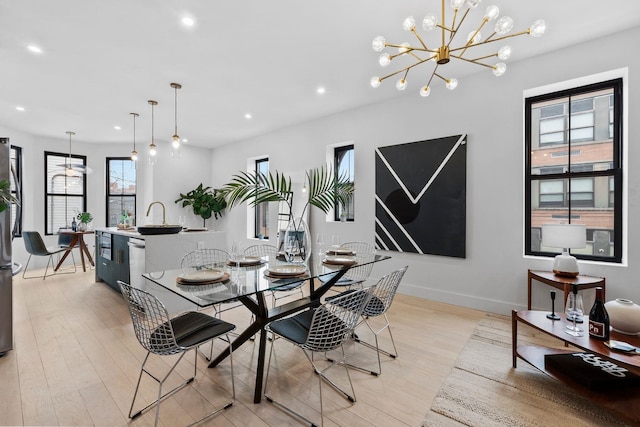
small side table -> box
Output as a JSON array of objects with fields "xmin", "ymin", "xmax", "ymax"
[{"xmin": 527, "ymin": 269, "xmax": 605, "ymax": 310}]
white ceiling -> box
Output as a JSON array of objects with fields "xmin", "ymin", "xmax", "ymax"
[{"xmin": 2, "ymin": 0, "xmax": 640, "ymax": 149}]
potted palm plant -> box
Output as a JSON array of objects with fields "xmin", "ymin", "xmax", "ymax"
[
  {"xmin": 222, "ymin": 165, "xmax": 353, "ymax": 261},
  {"xmin": 0, "ymin": 179, "xmax": 19, "ymax": 213}
]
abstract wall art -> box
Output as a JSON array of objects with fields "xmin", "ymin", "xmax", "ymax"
[{"xmin": 375, "ymin": 134, "xmax": 467, "ymax": 258}]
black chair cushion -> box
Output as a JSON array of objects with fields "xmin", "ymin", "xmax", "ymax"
[
  {"xmin": 152, "ymin": 311, "xmax": 235, "ymax": 349},
  {"xmin": 269, "ymin": 309, "xmax": 314, "ymax": 344}
]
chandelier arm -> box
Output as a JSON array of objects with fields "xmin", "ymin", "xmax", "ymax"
[
  {"xmin": 411, "ymin": 27, "xmax": 429, "ymax": 50},
  {"xmin": 447, "ymin": 8, "xmax": 471, "ymax": 47},
  {"xmin": 449, "ymin": 54, "xmax": 495, "ymax": 69},
  {"xmin": 378, "ymin": 55, "xmax": 434, "ymax": 82},
  {"xmin": 483, "ymin": 29, "xmax": 532, "ymax": 44},
  {"xmin": 386, "ymin": 42, "xmax": 429, "ymax": 52},
  {"xmin": 459, "ymin": 18, "xmax": 490, "ymax": 57},
  {"xmin": 433, "ymin": 73, "xmax": 450, "ymax": 83},
  {"xmin": 425, "ymin": 64, "xmax": 440, "ymax": 88}
]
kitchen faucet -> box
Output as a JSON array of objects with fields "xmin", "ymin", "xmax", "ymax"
[{"xmin": 146, "ymin": 201, "xmax": 167, "ymax": 225}]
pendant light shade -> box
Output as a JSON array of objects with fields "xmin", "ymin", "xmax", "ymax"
[
  {"xmin": 58, "ymin": 131, "xmax": 93, "ymax": 175},
  {"xmin": 130, "ymin": 112, "xmax": 139, "ymax": 161},
  {"xmin": 148, "ymin": 100, "xmax": 158, "ymax": 166}
]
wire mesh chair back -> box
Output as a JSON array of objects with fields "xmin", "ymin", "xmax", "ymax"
[
  {"xmin": 340, "ymin": 242, "xmax": 376, "ymax": 285},
  {"xmin": 119, "ymin": 281, "xmax": 182, "ymax": 356},
  {"xmin": 181, "ymin": 248, "xmax": 229, "ymax": 273},
  {"xmin": 244, "ymin": 244, "xmax": 278, "ymax": 263},
  {"xmin": 363, "ymin": 265, "xmax": 407, "ymax": 317},
  {"xmin": 304, "ymin": 286, "xmax": 373, "ymax": 352}
]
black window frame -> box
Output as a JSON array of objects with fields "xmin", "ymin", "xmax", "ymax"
[
  {"xmin": 10, "ymin": 145, "xmax": 23, "ymax": 237},
  {"xmin": 255, "ymin": 158, "xmax": 269, "ymax": 239},
  {"xmin": 525, "ymin": 78, "xmax": 623, "ymax": 263},
  {"xmin": 106, "ymin": 157, "xmax": 137, "ymax": 227},
  {"xmin": 334, "ymin": 144, "xmax": 354, "ymax": 222},
  {"xmin": 44, "ymin": 151, "xmax": 88, "ymax": 235}
]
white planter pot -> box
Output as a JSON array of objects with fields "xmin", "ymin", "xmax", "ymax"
[{"xmin": 604, "ymin": 298, "xmax": 640, "ymax": 335}]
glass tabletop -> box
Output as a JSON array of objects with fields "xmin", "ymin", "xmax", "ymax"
[{"xmin": 142, "ymin": 253, "xmax": 389, "ymax": 308}]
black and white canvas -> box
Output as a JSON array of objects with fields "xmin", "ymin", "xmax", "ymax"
[{"xmin": 375, "ymin": 134, "xmax": 467, "ymax": 258}]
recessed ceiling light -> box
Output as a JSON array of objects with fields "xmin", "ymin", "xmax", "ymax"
[
  {"xmin": 114, "ymin": 125, "xmax": 121, "ymax": 130},
  {"xmin": 316, "ymin": 87, "xmax": 326, "ymax": 95},
  {"xmin": 15, "ymin": 106, "xmax": 25, "ymax": 112},
  {"xmin": 27, "ymin": 44, "xmax": 42, "ymax": 54},
  {"xmin": 181, "ymin": 16, "xmax": 195, "ymax": 27},
  {"xmin": 182, "ymin": 138, "xmax": 188, "ymax": 143},
  {"xmin": 245, "ymin": 113, "xmax": 252, "ymax": 119}
]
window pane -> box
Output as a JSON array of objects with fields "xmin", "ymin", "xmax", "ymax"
[
  {"xmin": 540, "ymin": 181, "xmax": 563, "ymax": 193},
  {"xmin": 571, "ymin": 178, "xmax": 593, "ymax": 192},
  {"xmin": 570, "ymin": 127, "xmax": 594, "ymax": 142},
  {"xmin": 571, "ymin": 112, "xmax": 593, "ymax": 128},
  {"xmin": 540, "ymin": 118, "xmax": 564, "ymax": 133},
  {"xmin": 334, "ymin": 145, "xmax": 354, "ymax": 221},
  {"xmin": 107, "ymin": 158, "xmax": 136, "ymax": 227},
  {"xmin": 255, "ymin": 158, "xmax": 269, "ymax": 238},
  {"xmin": 45, "ymin": 151, "xmax": 87, "ymax": 234}
]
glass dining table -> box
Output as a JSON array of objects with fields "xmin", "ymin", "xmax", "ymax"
[{"xmin": 142, "ymin": 252, "xmax": 390, "ymax": 403}]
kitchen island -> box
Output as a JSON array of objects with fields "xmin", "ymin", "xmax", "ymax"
[{"xmin": 94, "ymin": 227, "xmax": 227, "ymax": 293}]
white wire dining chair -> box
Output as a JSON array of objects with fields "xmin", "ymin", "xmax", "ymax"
[
  {"xmin": 263, "ymin": 286, "xmax": 374, "ymax": 427},
  {"xmin": 328, "ymin": 266, "xmax": 408, "ymax": 376},
  {"xmin": 118, "ymin": 281, "xmax": 235, "ymax": 427},
  {"xmin": 329, "ymin": 241, "xmax": 376, "ymax": 291}
]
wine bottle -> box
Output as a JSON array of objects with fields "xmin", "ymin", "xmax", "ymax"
[
  {"xmin": 588, "ymin": 287, "xmax": 610, "ymax": 340},
  {"xmin": 71, "ymin": 217, "xmax": 77, "ymax": 232}
]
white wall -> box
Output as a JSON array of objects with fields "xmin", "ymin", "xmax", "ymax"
[{"xmin": 209, "ymin": 26, "xmax": 640, "ymax": 315}]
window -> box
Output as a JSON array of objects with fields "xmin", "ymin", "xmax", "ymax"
[
  {"xmin": 255, "ymin": 158, "xmax": 269, "ymax": 239},
  {"xmin": 10, "ymin": 145, "xmax": 22, "ymax": 237},
  {"xmin": 525, "ymin": 78, "xmax": 622, "ymax": 263},
  {"xmin": 107, "ymin": 158, "xmax": 136, "ymax": 227},
  {"xmin": 334, "ymin": 144, "xmax": 354, "ymax": 221},
  {"xmin": 45, "ymin": 151, "xmax": 87, "ymax": 235}
]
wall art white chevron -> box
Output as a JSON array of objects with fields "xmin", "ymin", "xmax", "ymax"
[{"xmin": 375, "ymin": 134, "xmax": 467, "ymax": 258}]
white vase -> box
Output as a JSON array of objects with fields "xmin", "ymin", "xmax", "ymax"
[
  {"xmin": 284, "ymin": 217, "xmax": 311, "ymax": 263},
  {"xmin": 604, "ymin": 298, "xmax": 640, "ymax": 335}
]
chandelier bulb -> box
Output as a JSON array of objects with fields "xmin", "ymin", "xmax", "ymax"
[
  {"xmin": 529, "ymin": 19, "xmax": 546, "ymax": 37},
  {"xmin": 422, "ymin": 13, "xmax": 438, "ymax": 31},
  {"xmin": 396, "ymin": 78, "xmax": 407, "ymax": 91},
  {"xmin": 445, "ymin": 78, "xmax": 458, "ymax": 90},
  {"xmin": 379, "ymin": 53, "xmax": 391, "ymax": 67},
  {"xmin": 450, "ymin": 0, "xmax": 465, "ymax": 9},
  {"xmin": 172, "ymin": 135, "xmax": 180, "ymax": 149},
  {"xmin": 402, "ymin": 16, "xmax": 415, "ymax": 31},
  {"xmin": 494, "ymin": 16, "xmax": 513, "ymax": 35},
  {"xmin": 420, "ymin": 86, "xmax": 431, "ymax": 97},
  {"xmin": 370, "ymin": 76, "xmax": 382, "ymax": 88},
  {"xmin": 467, "ymin": 31, "xmax": 482, "ymax": 45},
  {"xmin": 484, "ymin": 5, "xmax": 499, "ymax": 21},
  {"xmin": 492, "ymin": 62, "xmax": 507, "ymax": 76},
  {"xmin": 372, "ymin": 36, "xmax": 386, "ymax": 52},
  {"xmin": 131, "ymin": 150, "xmax": 138, "ymax": 161},
  {"xmin": 467, "ymin": 0, "xmax": 482, "ymax": 8},
  {"xmin": 497, "ymin": 45, "xmax": 512, "ymax": 60},
  {"xmin": 398, "ymin": 42, "xmax": 410, "ymax": 55}
]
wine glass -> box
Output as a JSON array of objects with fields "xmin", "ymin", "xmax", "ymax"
[
  {"xmin": 230, "ymin": 241, "xmax": 243, "ymax": 264},
  {"xmin": 565, "ymin": 292, "xmax": 584, "ymax": 336},
  {"xmin": 178, "ymin": 215, "xmax": 186, "ymax": 229}
]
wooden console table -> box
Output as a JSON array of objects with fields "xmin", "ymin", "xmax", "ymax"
[
  {"xmin": 512, "ymin": 310, "xmax": 640, "ymax": 425},
  {"xmin": 527, "ymin": 269, "xmax": 605, "ymax": 310}
]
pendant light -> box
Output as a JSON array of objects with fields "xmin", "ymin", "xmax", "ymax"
[
  {"xmin": 148, "ymin": 100, "xmax": 158, "ymax": 166},
  {"xmin": 170, "ymin": 82, "xmax": 182, "ymax": 150},
  {"xmin": 130, "ymin": 112, "xmax": 139, "ymax": 161},
  {"xmin": 65, "ymin": 131, "xmax": 76, "ymax": 176}
]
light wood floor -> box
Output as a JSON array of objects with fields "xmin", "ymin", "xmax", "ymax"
[{"xmin": 0, "ymin": 267, "xmax": 486, "ymax": 426}]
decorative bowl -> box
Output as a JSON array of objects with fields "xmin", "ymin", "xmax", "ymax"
[{"xmin": 604, "ymin": 298, "xmax": 640, "ymax": 335}]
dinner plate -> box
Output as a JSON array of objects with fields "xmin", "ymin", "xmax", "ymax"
[
  {"xmin": 323, "ymin": 256, "xmax": 358, "ymax": 266},
  {"xmin": 226, "ymin": 256, "xmax": 263, "ymax": 267},
  {"xmin": 326, "ymin": 248, "xmax": 355, "ymax": 256},
  {"xmin": 183, "ymin": 227, "xmax": 207, "ymax": 232},
  {"xmin": 178, "ymin": 269, "xmax": 224, "ymax": 283},
  {"xmin": 267, "ymin": 264, "xmax": 307, "ymax": 276}
]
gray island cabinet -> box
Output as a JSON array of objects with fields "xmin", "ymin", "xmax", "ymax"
[{"xmin": 95, "ymin": 227, "xmax": 227, "ymax": 292}]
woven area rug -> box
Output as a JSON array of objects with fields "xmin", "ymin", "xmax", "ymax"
[{"xmin": 422, "ymin": 314, "xmax": 628, "ymax": 427}]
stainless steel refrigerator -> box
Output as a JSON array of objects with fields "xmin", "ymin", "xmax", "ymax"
[{"xmin": 0, "ymin": 138, "xmax": 13, "ymax": 356}]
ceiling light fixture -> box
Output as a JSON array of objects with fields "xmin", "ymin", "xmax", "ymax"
[
  {"xmin": 27, "ymin": 44, "xmax": 42, "ymax": 54},
  {"xmin": 170, "ymin": 82, "xmax": 182, "ymax": 150},
  {"xmin": 148, "ymin": 100, "xmax": 158, "ymax": 166},
  {"xmin": 59, "ymin": 131, "xmax": 93, "ymax": 176},
  {"xmin": 182, "ymin": 16, "xmax": 195, "ymax": 27},
  {"xmin": 15, "ymin": 106, "xmax": 25, "ymax": 112},
  {"xmin": 130, "ymin": 112, "xmax": 139, "ymax": 161},
  {"xmin": 370, "ymin": 0, "xmax": 545, "ymax": 97}
]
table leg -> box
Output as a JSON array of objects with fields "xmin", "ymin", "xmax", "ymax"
[
  {"xmin": 54, "ymin": 235, "xmax": 79, "ymax": 271},
  {"xmin": 512, "ymin": 310, "xmax": 518, "ymax": 368},
  {"xmin": 527, "ymin": 272, "xmax": 532, "ymax": 310}
]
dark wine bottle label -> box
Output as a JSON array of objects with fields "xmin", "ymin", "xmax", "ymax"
[{"xmin": 589, "ymin": 320, "xmax": 607, "ymax": 338}]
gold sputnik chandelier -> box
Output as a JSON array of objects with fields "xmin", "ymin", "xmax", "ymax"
[{"xmin": 370, "ymin": 0, "xmax": 545, "ymax": 96}]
